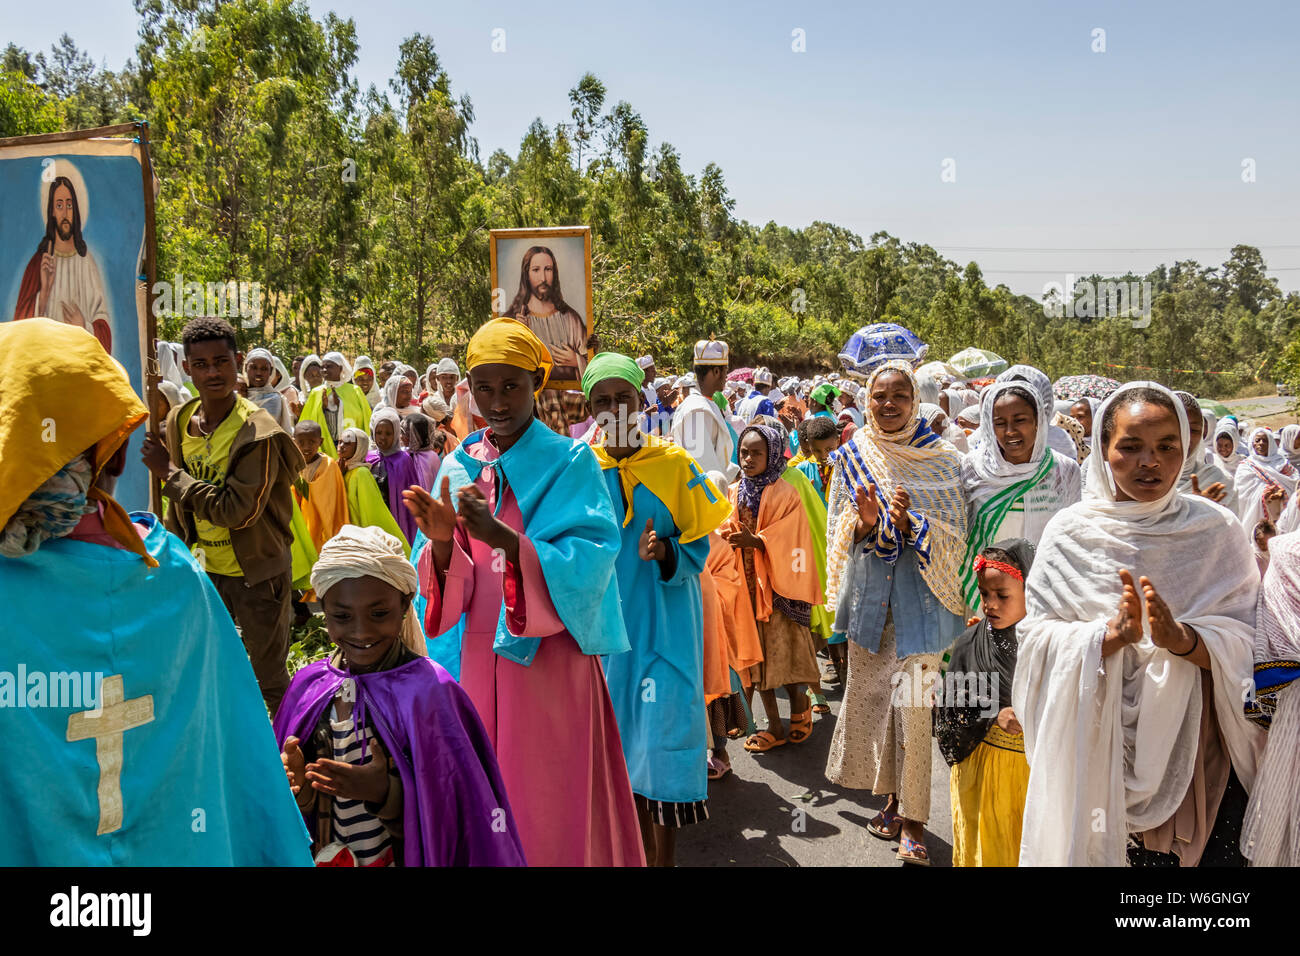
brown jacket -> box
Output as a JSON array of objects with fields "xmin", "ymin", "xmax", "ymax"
[{"xmin": 162, "ymin": 395, "xmax": 305, "ymax": 585}]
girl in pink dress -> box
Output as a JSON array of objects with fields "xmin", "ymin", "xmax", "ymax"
[{"xmin": 404, "ymin": 318, "xmax": 644, "ymax": 867}]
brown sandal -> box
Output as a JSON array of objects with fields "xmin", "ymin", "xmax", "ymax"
[
  {"xmin": 744, "ymin": 730, "xmax": 787, "ymax": 753},
  {"xmin": 788, "ymin": 708, "xmax": 813, "ymax": 744}
]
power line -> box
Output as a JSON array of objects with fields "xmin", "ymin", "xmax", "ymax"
[
  {"xmin": 936, "ymin": 245, "xmax": 1300, "ymax": 253},
  {"xmin": 978, "ymin": 267, "xmax": 1300, "ymax": 275}
]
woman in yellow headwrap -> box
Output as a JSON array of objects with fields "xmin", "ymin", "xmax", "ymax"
[
  {"xmin": 403, "ymin": 318, "xmax": 645, "ymax": 866},
  {"xmin": 0, "ymin": 318, "xmax": 311, "ymax": 866}
]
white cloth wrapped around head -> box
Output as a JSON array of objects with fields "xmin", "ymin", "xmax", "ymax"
[
  {"xmin": 338, "ymin": 426, "xmax": 370, "ymax": 468},
  {"xmin": 310, "ymin": 524, "xmax": 427, "ymax": 657},
  {"xmin": 436, "ymin": 357, "xmax": 459, "ymax": 377}
]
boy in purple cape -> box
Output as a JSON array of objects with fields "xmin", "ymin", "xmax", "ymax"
[{"xmin": 276, "ymin": 524, "xmax": 526, "ymax": 866}]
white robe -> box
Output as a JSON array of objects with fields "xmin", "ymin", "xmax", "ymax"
[
  {"xmin": 46, "ymin": 249, "xmax": 110, "ymax": 341},
  {"xmin": 1013, "ymin": 382, "xmax": 1265, "ymax": 866},
  {"xmin": 669, "ymin": 391, "xmax": 739, "ymax": 483}
]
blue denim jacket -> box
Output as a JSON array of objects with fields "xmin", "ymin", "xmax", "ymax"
[{"xmin": 834, "ymin": 541, "xmax": 964, "ymax": 658}]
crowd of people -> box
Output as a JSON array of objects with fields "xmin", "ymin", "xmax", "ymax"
[{"xmin": 4, "ymin": 312, "xmax": 1299, "ymax": 868}]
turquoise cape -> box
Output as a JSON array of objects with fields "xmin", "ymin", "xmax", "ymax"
[
  {"xmin": 0, "ymin": 513, "xmax": 311, "ymax": 865},
  {"xmin": 598, "ymin": 471, "xmax": 712, "ymax": 804},
  {"xmin": 425, "ymin": 419, "xmax": 630, "ymax": 671}
]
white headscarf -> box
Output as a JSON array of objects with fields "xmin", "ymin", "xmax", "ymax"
[
  {"xmin": 310, "ymin": 524, "xmax": 426, "ymax": 657},
  {"xmin": 1013, "ymin": 379, "xmax": 1264, "ymax": 865},
  {"xmin": 338, "ymin": 426, "xmax": 370, "ymax": 469},
  {"xmin": 243, "ymin": 347, "xmax": 295, "ymax": 432},
  {"xmin": 1214, "ymin": 418, "xmax": 1246, "ymax": 472},
  {"xmin": 298, "ymin": 354, "xmax": 322, "ymax": 394},
  {"xmin": 381, "ymin": 370, "xmax": 416, "ymax": 414},
  {"xmin": 1281, "ymin": 424, "xmax": 1300, "ymax": 470},
  {"xmin": 321, "ymin": 351, "xmax": 353, "ymax": 383},
  {"xmin": 997, "ymin": 365, "xmax": 1079, "ymax": 463},
  {"xmin": 269, "ymin": 355, "xmax": 296, "ymax": 397},
  {"xmin": 436, "ymin": 357, "xmax": 459, "ymax": 378},
  {"xmin": 370, "ymin": 406, "xmax": 402, "ymax": 452},
  {"xmin": 352, "ymin": 355, "xmax": 382, "ymax": 404},
  {"xmin": 1234, "ymin": 427, "xmax": 1299, "ymax": 527}
]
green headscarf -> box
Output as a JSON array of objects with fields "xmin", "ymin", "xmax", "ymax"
[
  {"xmin": 811, "ymin": 383, "xmax": 841, "ymax": 406},
  {"xmin": 581, "ymin": 352, "xmax": 645, "ymax": 398}
]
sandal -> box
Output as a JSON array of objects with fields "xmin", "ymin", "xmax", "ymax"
[
  {"xmin": 707, "ymin": 754, "xmax": 732, "ymax": 780},
  {"xmin": 743, "ymin": 730, "xmax": 787, "ymax": 753},
  {"xmin": 808, "ymin": 691, "xmax": 830, "ymax": 715},
  {"xmin": 788, "ymin": 708, "xmax": 813, "ymax": 744},
  {"xmin": 867, "ymin": 809, "xmax": 902, "ymax": 841},
  {"xmin": 898, "ymin": 835, "xmax": 931, "ymax": 866}
]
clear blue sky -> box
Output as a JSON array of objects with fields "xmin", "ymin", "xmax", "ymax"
[{"xmin": 5, "ymin": 0, "xmax": 1298, "ymax": 294}]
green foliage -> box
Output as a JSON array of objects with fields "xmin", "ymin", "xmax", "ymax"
[
  {"xmin": 286, "ymin": 613, "xmax": 332, "ymax": 676},
  {"xmin": 0, "ymin": 70, "xmax": 62, "ymax": 137},
  {"xmin": 13, "ymin": 2, "xmax": 1299, "ymax": 398}
]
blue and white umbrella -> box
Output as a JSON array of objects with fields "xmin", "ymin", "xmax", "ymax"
[{"xmin": 838, "ymin": 323, "xmax": 928, "ymax": 376}]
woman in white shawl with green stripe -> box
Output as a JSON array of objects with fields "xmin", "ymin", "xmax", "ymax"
[
  {"xmin": 959, "ymin": 380, "xmax": 1080, "ymax": 610},
  {"xmin": 1013, "ymin": 381, "xmax": 1265, "ymax": 866}
]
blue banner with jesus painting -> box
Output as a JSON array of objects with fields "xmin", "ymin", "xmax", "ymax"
[{"xmin": 0, "ymin": 133, "xmax": 152, "ymax": 513}]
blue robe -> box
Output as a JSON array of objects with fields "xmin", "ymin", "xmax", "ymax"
[
  {"xmin": 0, "ymin": 513, "xmax": 311, "ymax": 865},
  {"xmin": 429, "ymin": 419, "xmax": 629, "ymax": 671},
  {"xmin": 598, "ymin": 474, "xmax": 712, "ymax": 805}
]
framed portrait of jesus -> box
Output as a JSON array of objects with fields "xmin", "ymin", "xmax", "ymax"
[{"xmin": 489, "ymin": 226, "xmax": 594, "ymax": 391}]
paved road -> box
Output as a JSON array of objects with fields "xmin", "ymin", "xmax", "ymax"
[
  {"xmin": 1220, "ymin": 393, "xmax": 1296, "ymax": 425},
  {"xmin": 676, "ymin": 680, "xmax": 955, "ymax": 867}
]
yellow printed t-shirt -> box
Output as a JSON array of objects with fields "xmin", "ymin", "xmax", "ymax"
[{"xmin": 181, "ymin": 397, "xmax": 257, "ymax": 576}]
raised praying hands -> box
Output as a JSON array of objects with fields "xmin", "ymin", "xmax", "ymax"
[
  {"xmin": 1140, "ymin": 575, "xmax": 1197, "ymax": 655},
  {"xmin": 403, "ymin": 476, "xmax": 458, "ymax": 543},
  {"xmin": 639, "ymin": 517, "xmax": 667, "ymax": 561},
  {"xmin": 285, "ymin": 734, "xmax": 391, "ymax": 805},
  {"xmin": 889, "ymin": 487, "xmax": 912, "ymax": 539},
  {"xmin": 1189, "ymin": 473, "xmax": 1226, "ymax": 503},
  {"xmin": 853, "ymin": 483, "xmax": 879, "ymax": 540},
  {"xmin": 1105, "ymin": 569, "xmax": 1145, "ymax": 653}
]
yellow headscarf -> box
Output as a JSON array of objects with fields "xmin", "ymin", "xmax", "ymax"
[
  {"xmin": 465, "ymin": 317, "xmax": 553, "ymax": 395},
  {"xmin": 0, "ymin": 318, "xmax": 156, "ymax": 566}
]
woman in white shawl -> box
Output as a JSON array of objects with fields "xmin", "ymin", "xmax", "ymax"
[
  {"xmin": 996, "ymin": 365, "xmax": 1081, "ymax": 464},
  {"xmin": 1240, "ymin": 530, "xmax": 1300, "ymax": 865},
  {"xmin": 1213, "ymin": 419, "xmax": 1246, "ymax": 474},
  {"xmin": 379, "ymin": 366, "xmax": 419, "ymax": 418},
  {"xmin": 268, "ymin": 354, "xmax": 301, "ymax": 416},
  {"xmin": 243, "ymin": 347, "xmax": 295, "ymax": 433},
  {"xmin": 823, "ymin": 361, "xmax": 968, "ymax": 865},
  {"xmin": 1279, "ymin": 424, "xmax": 1300, "ymax": 472},
  {"xmin": 1233, "ymin": 427, "xmax": 1298, "ymax": 531},
  {"xmin": 958, "ymin": 380, "xmax": 1081, "ymax": 609},
  {"xmin": 298, "ymin": 353, "xmax": 324, "ymax": 395},
  {"xmin": 353, "ymin": 355, "xmax": 382, "ymax": 409},
  {"xmin": 1013, "ymin": 381, "xmax": 1265, "ymax": 866},
  {"xmin": 1173, "ymin": 391, "xmax": 1237, "ymax": 514}
]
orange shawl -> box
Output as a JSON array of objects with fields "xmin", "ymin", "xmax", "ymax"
[
  {"xmin": 704, "ymin": 529, "xmax": 764, "ymax": 692},
  {"xmin": 720, "ymin": 477, "xmax": 824, "ymax": 622}
]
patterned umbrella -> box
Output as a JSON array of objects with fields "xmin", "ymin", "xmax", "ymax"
[
  {"xmin": 1053, "ymin": 374, "xmax": 1122, "ymax": 401},
  {"xmin": 727, "ymin": 367, "xmax": 754, "ymax": 384},
  {"xmin": 916, "ymin": 360, "xmax": 960, "ymax": 383},
  {"xmin": 948, "ymin": 347, "xmax": 1008, "ymax": 379},
  {"xmin": 838, "ymin": 323, "xmax": 928, "ymax": 375}
]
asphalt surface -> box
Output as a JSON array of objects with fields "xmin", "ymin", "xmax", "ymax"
[
  {"xmin": 676, "ymin": 678, "xmax": 955, "ymax": 867},
  {"xmin": 1220, "ymin": 393, "xmax": 1297, "ymax": 427}
]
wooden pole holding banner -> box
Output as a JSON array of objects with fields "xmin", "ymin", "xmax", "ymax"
[{"xmin": 135, "ymin": 121, "xmax": 163, "ymax": 516}]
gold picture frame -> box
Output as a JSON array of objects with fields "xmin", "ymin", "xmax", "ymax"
[{"xmin": 489, "ymin": 225, "xmax": 593, "ymax": 391}]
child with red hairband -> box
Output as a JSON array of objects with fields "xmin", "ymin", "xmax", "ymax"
[{"xmin": 934, "ymin": 538, "xmax": 1035, "ymax": 866}]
